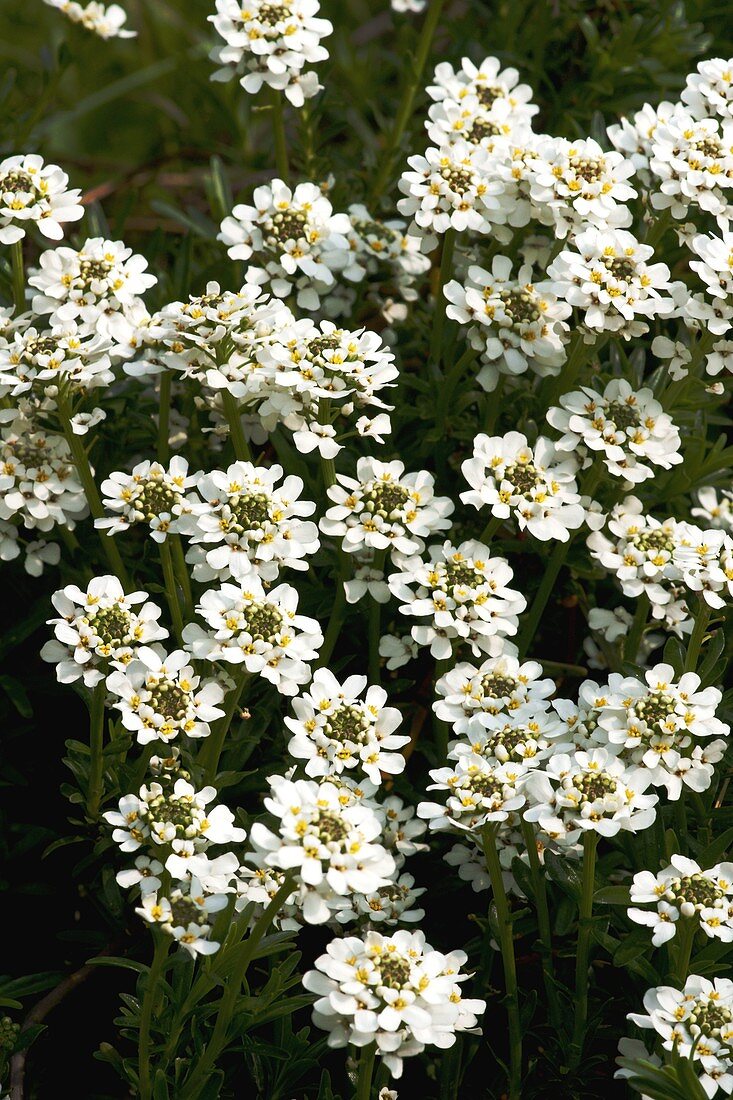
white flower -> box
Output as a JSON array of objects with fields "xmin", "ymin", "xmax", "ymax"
[
  {"xmin": 70, "ymin": 407, "xmax": 106, "ymax": 435},
  {"xmin": 182, "ymin": 460, "xmax": 318, "ymax": 582},
  {"xmin": 628, "ymin": 976, "xmax": 733, "ymax": 1097},
  {"xmin": 28, "ymin": 238, "xmax": 155, "ymax": 332},
  {"xmin": 418, "ymin": 755, "xmax": 527, "ymax": 835},
  {"xmin": 104, "ymin": 776, "xmax": 245, "ymax": 852},
  {"xmin": 44, "ymin": 0, "xmax": 136, "ymax": 39},
  {"xmin": 116, "ymin": 854, "xmax": 164, "ymax": 895},
  {"xmin": 444, "ymin": 256, "xmax": 570, "ymax": 391},
  {"xmin": 97, "ymin": 456, "xmax": 200, "ymax": 542},
  {"xmin": 0, "ymin": 416, "xmax": 86, "ymax": 531},
  {"xmin": 523, "ymin": 747, "xmax": 658, "ymax": 843},
  {"xmin": 707, "ymin": 338, "xmax": 733, "ymax": 376},
  {"xmin": 41, "ymin": 575, "xmax": 168, "ymax": 687},
  {"xmin": 682, "ymin": 58, "xmax": 733, "ymax": 121},
  {"xmin": 219, "ymin": 181, "xmax": 351, "ymax": 310},
  {"xmin": 0, "ymin": 154, "xmax": 83, "ymax": 245},
  {"xmin": 527, "ymin": 136, "xmax": 636, "ymax": 237},
  {"xmin": 285, "ymin": 668, "xmax": 409, "ymax": 784},
  {"xmin": 183, "ymin": 578, "xmax": 322, "ymax": 695},
  {"xmin": 548, "ymin": 378, "xmax": 682, "ymax": 483},
  {"xmin": 248, "ymin": 775, "xmax": 395, "ymax": 924},
  {"xmin": 388, "ymin": 540, "xmax": 526, "ymax": 659},
  {"xmin": 378, "ymin": 633, "xmax": 419, "ymax": 670},
  {"xmin": 106, "ymin": 645, "xmax": 225, "ymax": 745},
  {"xmin": 607, "ymin": 101, "xmax": 678, "ymax": 177},
  {"xmin": 592, "ymin": 663, "xmax": 729, "ymax": 799},
  {"xmin": 449, "ymin": 709, "xmax": 570, "ymax": 770},
  {"xmin": 652, "ymin": 334, "xmax": 693, "ymax": 380},
  {"xmin": 427, "ymin": 56, "xmax": 538, "ymax": 127},
  {"xmin": 344, "ymin": 559, "xmax": 391, "ymax": 605},
  {"xmin": 303, "ymin": 928, "xmax": 485, "ymax": 1079},
  {"xmin": 434, "ymin": 655, "xmax": 554, "ymax": 732},
  {"xmin": 0, "ymin": 321, "xmax": 115, "ymax": 396},
  {"xmin": 320, "ymin": 457, "xmax": 453, "ymax": 559},
  {"xmin": 391, "ymin": 0, "xmax": 425, "ymax": 10},
  {"xmin": 335, "ymin": 872, "xmax": 426, "ymax": 926},
  {"xmin": 397, "ymin": 141, "xmax": 514, "ymax": 245},
  {"xmin": 629, "ymin": 856, "xmax": 733, "ymax": 946},
  {"xmin": 547, "ymin": 228, "xmax": 673, "ymax": 337},
  {"xmin": 24, "ymin": 538, "xmax": 61, "ymax": 576},
  {"xmin": 136, "ymin": 877, "xmax": 228, "ymax": 956},
  {"xmin": 461, "ymin": 431, "xmax": 585, "ymax": 542},
  {"xmin": 672, "ymin": 523, "xmax": 733, "ymax": 609},
  {"xmin": 587, "ymin": 496, "xmax": 688, "ymax": 622},
  {"xmin": 649, "ymin": 110, "xmax": 733, "ymax": 224},
  {"xmin": 693, "ymin": 487, "xmax": 733, "ymax": 533},
  {"xmin": 209, "ymin": 0, "xmax": 331, "ymax": 107}
]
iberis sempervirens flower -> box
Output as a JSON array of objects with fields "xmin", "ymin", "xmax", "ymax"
[
  {"xmin": 693, "ymin": 486, "xmax": 733, "ymax": 533},
  {"xmin": 104, "ymin": 775, "xmax": 245, "ymax": 854},
  {"xmin": 97, "ymin": 457, "xmax": 200, "ymax": 542},
  {"xmin": 183, "ymin": 577, "xmax": 322, "ymax": 695},
  {"xmin": 28, "ymin": 237, "xmax": 156, "ymax": 341},
  {"xmin": 106, "ymin": 645, "xmax": 226, "ymax": 745},
  {"xmin": 526, "ymin": 136, "xmax": 636, "ymax": 237},
  {"xmin": 426, "ymin": 54, "xmax": 538, "ymax": 132},
  {"xmin": 285, "ymin": 668, "xmax": 410, "ymax": 784},
  {"xmin": 0, "ymin": 320, "xmax": 115, "ymax": 396},
  {"xmin": 433, "ymin": 655, "xmax": 555, "ymax": 733},
  {"xmin": 461, "ymin": 431, "xmax": 586, "ymax": 542},
  {"xmin": 41, "ymin": 575, "xmax": 168, "ymax": 687},
  {"xmin": 320, "ymin": 457, "xmax": 453, "ymax": 559},
  {"xmin": 629, "ymin": 855, "xmax": 733, "ymax": 946},
  {"xmin": 627, "ymin": 976, "xmax": 733, "ymax": 1097},
  {"xmin": 182, "ymin": 460, "xmax": 319, "ymax": 582},
  {"xmin": 218, "ymin": 180, "xmax": 352, "ymax": 310},
  {"xmin": 547, "ymin": 378, "xmax": 682, "ymax": 484},
  {"xmin": 523, "ymin": 747, "xmax": 658, "ymax": 843},
  {"xmin": 303, "ymin": 929, "xmax": 486, "ymax": 1078},
  {"xmin": 0, "ymin": 415, "xmax": 86, "ymax": 532},
  {"xmin": 445, "ymin": 256, "xmax": 570, "ymax": 392},
  {"xmin": 209, "ymin": 0, "xmax": 332, "ymax": 107},
  {"xmin": 247, "ymin": 775, "xmax": 396, "ymax": 924},
  {"xmin": 0, "ymin": 154, "xmax": 83, "ymax": 245},
  {"xmin": 649, "ymin": 109, "xmax": 733, "ymax": 224},
  {"xmin": 588, "ymin": 663, "xmax": 729, "ymax": 799},
  {"xmin": 136, "ymin": 876, "xmax": 228, "ymax": 956},
  {"xmin": 687, "ymin": 227, "xmax": 733, "ymax": 336},
  {"xmin": 388, "ymin": 539, "xmax": 526, "ymax": 659},
  {"xmin": 418, "ymin": 756, "xmax": 527, "ymax": 835},
  {"xmin": 671, "ymin": 522, "xmax": 733, "ymax": 610},
  {"xmin": 43, "ymin": 0, "xmax": 136, "ymax": 40},
  {"xmin": 547, "ymin": 227, "xmax": 674, "ymax": 337},
  {"xmin": 682, "ymin": 57, "xmax": 733, "ymax": 119}
]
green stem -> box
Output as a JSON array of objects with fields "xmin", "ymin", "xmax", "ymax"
[
  {"xmin": 317, "ymin": 578, "xmax": 348, "ymax": 669},
  {"xmin": 138, "ymin": 933, "xmax": 170, "ymax": 1100},
  {"xmin": 520, "ymin": 818, "xmax": 561, "ymax": 1031},
  {"xmin": 56, "ymin": 391, "xmax": 130, "ymax": 587},
  {"xmin": 433, "ymin": 655, "xmax": 452, "ymax": 759},
  {"xmin": 674, "ymin": 917, "xmax": 695, "ymax": 987},
  {"xmin": 271, "ymin": 89, "xmax": 290, "ymax": 182},
  {"xmin": 354, "ymin": 1042, "xmax": 377, "ymax": 1100},
  {"xmin": 569, "ymin": 831, "xmax": 598, "ymax": 1068},
  {"xmin": 179, "ymin": 875, "xmax": 296, "ymax": 1100},
  {"xmin": 86, "ymin": 680, "xmax": 107, "ymax": 820},
  {"xmin": 478, "ymin": 514, "xmax": 503, "ymax": 545},
  {"xmin": 482, "ymin": 823, "xmax": 521, "ymax": 1100},
  {"xmin": 369, "ymin": 0, "xmax": 446, "ymax": 203},
  {"xmin": 317, "ymin": 398, "xmax": 337, "ymax": 489},
  {"xmin": 157, "ymin": 371, "xmax": 172, "ymax": 464},
  {"xmin": 221, "ymin": 389, "xmax": 252, "ymax": 462},
  {"xmin": 683, "ymin": 600, "xmax": 712, "ymax": 673},
  {"xmin": 368, "ymin": 549, "xmax": 386, "ymax": 684},
  {"xmin": 198, "ymin": 667, "xmax": 251, "ymax": 783},
  {"xmin": 170, "ymin": 533, "xmax": 193, "ymax": 621},
  {"xmin": 541, "ymin": 332, "xmax": 606, "ymax": 410},
  {"xmin": 10, "ymin": 239, "xmax": 25, "ymax": 314},
  {"xmin": 159, "ymin": 538, "xmax": 184, "ymax": 643},
  {"xmin": 428, "ymin": 226, "xmax": 456, "ymax": 375},
  {"xmin": 623, "ymin": 594, "xmax": 649, "ymax": 664},
  {"xmin": 516, "ymin": 465, "xmax": 602, "ymax": 658}
]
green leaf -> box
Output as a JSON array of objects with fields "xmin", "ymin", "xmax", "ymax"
[
  {"xmin": 593, "ymin": 885, "xmax": 631, "ymax": 906},
  {"xmin": 544, "ymin": 850, "xmax": 582, "ymax": 900}
]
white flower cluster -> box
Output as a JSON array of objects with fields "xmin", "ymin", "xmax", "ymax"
[
  {"xmin": 97, "ymin": 457, "xmax": 198, "ymax": 543},
  {"xmin": 43, "ymin": 0, "xmax": 135, "ymax": 39},
  {"xmin": 445, "ymin": 257, "xmax": 570, "ymax": 391},
  {"xmin": 303, "ymin": 929, "xmax": 485, "ymax": 1078},
  {"xmin": 0, "ymin": 414, "xmax": 86, "ymax": 532},
  {"xmin": 42, "ymin": 575, "xmax": 168, "ymax": 687},
  {"xmin": 461, "ymin": 431, "xmax": 587, "ymax": 542},
  {"xmin": 629, "ymin": 855, "xmax": 733, "ymax": 945},
  {"xmin": 388, "ymin": 539, "xmax": 526, "ymax": 659},
  {"xmin": 628, "ymin": 976, "xmax": 733, "ymax": 1097},
  {"xmin": 209, "ymin": 0, "xmax": 332, "ymax": 107},
  {"xmin": 0, "ymin": 154, "xmax": 83, "ymax": 246},
  {"xmin": 548, "ymin": 378, "xmax": 683, "ymax": 483}
]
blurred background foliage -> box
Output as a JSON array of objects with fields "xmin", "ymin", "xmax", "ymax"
[{"xmin": 2, "ymin": 0, "xmax": 733, "ymax": 1096}]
